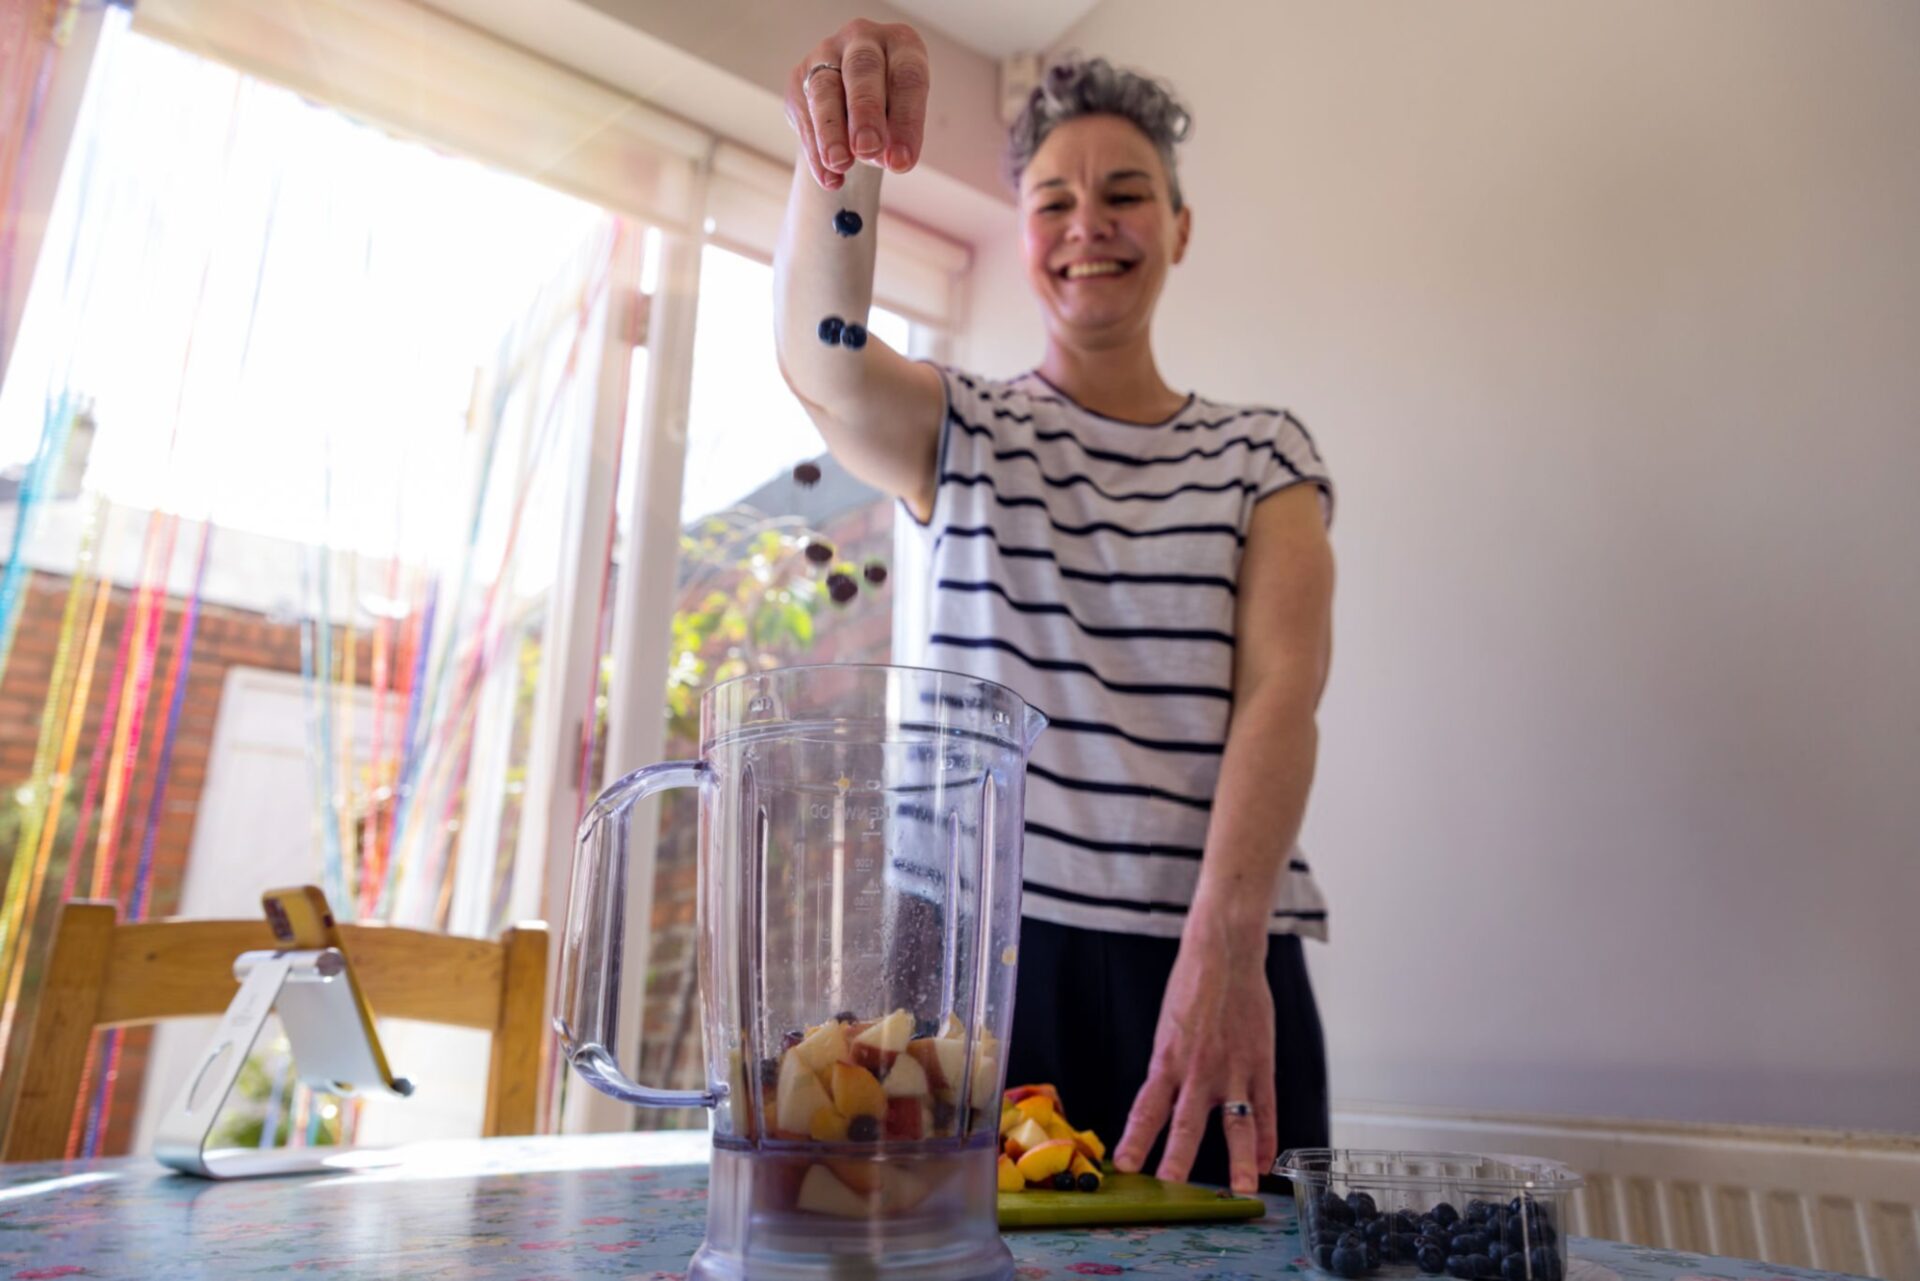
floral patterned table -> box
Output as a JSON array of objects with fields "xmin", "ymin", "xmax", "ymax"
[{"xmin": 0, "ymin": 1132, "xmax": 1870, "ymax": 1281}]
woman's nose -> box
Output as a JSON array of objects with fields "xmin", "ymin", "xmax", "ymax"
[{"xmin": 1065, "ymin": 206, "xmax": 1114, "ymax": 242}]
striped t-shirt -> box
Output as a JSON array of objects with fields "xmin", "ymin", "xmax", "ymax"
[{"xmin": 900, "ymin": 366, "xmax": 1335, "ymax": 941}]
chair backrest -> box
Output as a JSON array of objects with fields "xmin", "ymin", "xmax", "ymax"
[{"xmin": 2, "ymin": 900, "xmax": 548, "ymax": 1162}]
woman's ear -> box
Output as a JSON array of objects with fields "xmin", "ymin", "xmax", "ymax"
[{"xmin": 1173, "ymin": 203, "xmax": 1193, "ymax": 265}]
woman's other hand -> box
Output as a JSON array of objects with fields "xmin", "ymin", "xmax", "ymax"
[
  {"xmin": 785, "ymin": 20, "xmax": 931, "ymax": 191},
  {"xmin": 1112, "ymin": 920, "xmax": 1278, "ymax": 1195}
]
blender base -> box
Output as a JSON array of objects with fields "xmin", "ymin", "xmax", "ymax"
[{"xmin": 689, "ymin": 1142, "xmax": 1014, "ymax": 1281}]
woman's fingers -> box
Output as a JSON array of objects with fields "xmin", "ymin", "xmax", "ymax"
[
  {"xmin": 1154, "ymin": 1082, "xmax": 1213, "ymax": 1186},
  {"xmin": 1221, "ymin": 1089, "xmax": 1260, "ymax": 1195},
  {"xmin": 786, "ymin": 64, "xmax": 839, "ymax": 190},
  {"xmin": 838, "ymin": 30, "xmax": 890, "ymax": 163},
  {"xmin": 1253, "ymin": 1068, "xmax": 1280, "ymax": 1175},
  {"xmin": 880, "ymin": 28, "xmax": 930, "ymax": 171},
  {"xmin": 1113, "ymin": 1066, "xmax": 1176, "ymax": 1174},
  {"xmin": 804, "ymin": 58, "xmax": 853, "ymax": 173}
]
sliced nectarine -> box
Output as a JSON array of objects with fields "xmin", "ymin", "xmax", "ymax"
[
  {"xmin": 1015, "ymin": 1138, "xmax": 1076, "ymax": 1184},
  {"xmin": 809, "ymin": 1106, "xmax": 850, "ymax": 1143},
  {"xmin": 1013, "ymin": 1094, "xmax": 1058, "ymax": 1126},
  {"xmin": 1072, "ymin": 1127, "xmax": 1106, "ymax": 1164},
  {"xmin": 996, "ymin": 1153, "xmax": 1024, "ymax": 1193},
  {"xmin": 830, "ymin": 1061, "xmax": 888, "ymax": 1120},
  {"xmin": 1002, "ymin": 1084, "xmax": 1062, "ymax": 1110}
]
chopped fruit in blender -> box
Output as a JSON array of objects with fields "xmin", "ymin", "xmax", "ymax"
[
  {"xmin": 810, "ymin": 1106, "xmax": 851, "ymax": 1143},
  {"xmin": 831, "ymin": 1061, "xmax": 888, "ymax": 1120},
  {"xmin": 884, "ymin": 1095, "xmax": 927, "ymax": 1140},
  {"xmin": 997, "ymin": 1154, "xmax": 1025, "ymax": 1192},
  {"xmin": 851, "ymin": 1042, "xmax": 899, "ymax": 1075},
  {"xmin": 907, "ymin": 1036, "xmax": 963, "ymax": 1090},
  {"xmin": 795, "ymin": 1163, "xmax": 869, "ymax": 1217},
  {"xmin": 855, "ymin": 1009, "xmax": 914, "ymax": 1052},
  {"xmin": 792, "ymin": 1021, "xmax": 848, "ymax": 1074},
  {"xmin": 1014, "ymin": 1139, "xmax": 1076, "ymax": 1184},
  {"xmin": 776, "ymin": 1053, "xmax": 835, "ymax": 1134},
  {"xmin": 881, "ymin": 1052, "xmax": 929, "ymax": 1098},
  {"xmin": 847, "ymin": 1114, "xmax": 881, "ymax": 1141}
]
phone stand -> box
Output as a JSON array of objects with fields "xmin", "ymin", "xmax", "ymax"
[{"xmin": 153, "ymin": 947, "xmax": 413, "ymax": 1179}]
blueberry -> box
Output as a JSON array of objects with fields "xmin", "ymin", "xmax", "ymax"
[
  {"xmin": 832, "ymin": 209, "xmax": 863, "ymax": 237},
  {"xmin": 1364, "ymin": 1218, "xmax": 1390, "ymax": 1243},
  {"xmin": 1467, "ymin": 1200, "xmax": 1494, "ymax": 1224},
  {"xmin": 931, "ymin": 1100, "xmax": 957, "ymax": 1132},
  {"xmin": 1431, "ymin": 1203, "xmax": 1461, "ymax": 1228},
  {"xmin": 1450, "ymin": 1235, "xmax": 1481, "ymax": 1256},
  {"xmin": 818, "ymin": 315, "xmax": 845, "ymax": 345},
  {"xmin": 1318, "ymin": 1229, "xmax": 1344, "ymax": 1248},
  {"xmin": 757, "ymin": 1057, "xmax": 780, "ymax": 1088},
  {"xmin": 1329, "ymin": 1246, "xmax": 1365, "ymax": 1279},
  {"xmin": 1322, "ymin": 1192, "xmax": 1356, "ymax": 1225},
  {"xmin": 1363, "ymin": 1240, "xmax": 1380, "ymax": 1270},
  {"xmin": 1347, "ymin": 1191, "xmax": 1379, "ymax": 1220},
  {"xmin": 1500, "ymin": 1256, "xmax": 1528, "ymax": 1281},
  {"xmin": 913, "ymin": 1016, "xmax": 940, "ymax": 1038},
  {"xmin": 863, "ymin": 560, "xmax": 888, "ymax": 585},
  {"xmin": 841, "ymin": 322, "xmax": 868, "ymax": 350},
  {"xmin": 1393, "ymin": 1211, "xmax": 1423, "ymax": 1235},
  {"xmin": 833, "ymin": 1009, "xmax": 857, "ymax": 1023},
  {"xmin": 1416, "ymin": 1244, "xmax": 1446, "ymax": 1275},
  {"xmin": 826, "ymin": 572, "xmax": 858, "ymax": 604},
  {"xmin": 846, "ymin": 1114, "xmax": 879, "ymax": 1141},
  {"xmin": 1077, "ymin": 1172, "xmax": 1099, "ymax": 1192},
  {"xmin": 791, "ymin": 461, "xmax": 822, "ymax": 488},
  {"xmin": 1487, "ymin": 1243, "xmax": 1507, "ymax": 1266},
  {"xmin": 1316, "ymin": 1244, "xmax": 1336, "ymax": 1271},
  {"xmin": 1386, "ymin": 1233, "xmax": 1419, "ymax": 1263},
  {"xmin": 1529, "ymin": 1248, "xmax": 1563, "ymax": 1281},
  {"xmin": 1052, "ymin": 1171, "xmax": 1076, "ymax": 1190},
  {"xmin": 1446, "ymin": 1256, "xmax": 1475, "ymax": 1279},
  {"xmin": 1467, "ymin": 1255, "xmax": 1495, "ymax": 1279},
  {"xmin": 804, "ymin": 539, "xmax": 835, "ymax": 564}
]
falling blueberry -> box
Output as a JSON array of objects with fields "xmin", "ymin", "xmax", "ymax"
[
  {"xmin": 841, "ymin": 322, "xmax": 868, "ymax": 350},
  {"xmin": 827, "ymin": 572, "xmax": 858, "ymax": 604},
  {"xmin": 833, "ymin": 209, "xmax": 863, "ymax": 237},
  {"xmin": 863, "ymin": 560, "xmax": 888, "ymax": 585},
  {"xmin": 847, "ymin": 1114, "xmax": 879, "ymax": 1141},
  {"xmin": 792, "ymin": 461, "xmax": 822, "ymax": 488},
  {"xmin": 818, "ymin": 315, "xmax": 845, "ymax": 345},
  {"xmin": 804, "ymin": 540, "xmax": 835, "ymax": 565}
]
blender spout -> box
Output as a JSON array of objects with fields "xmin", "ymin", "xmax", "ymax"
[{"xmin": 1021, "ymin": 705, "xmax": 1048, "ymax": 752}]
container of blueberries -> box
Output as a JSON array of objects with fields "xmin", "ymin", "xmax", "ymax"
[{"xmin": 1275, "ymin": 1149, "xmax": 1583, "ymax": 1281}]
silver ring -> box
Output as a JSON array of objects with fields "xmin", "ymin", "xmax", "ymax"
[
  {"xmin": 806, "ymin": 62, "xmax": 842, "ymax": 85},
  {"xmin": 1221, "ymin": 1100, "xmax": 1254, "ymax": 1119}
]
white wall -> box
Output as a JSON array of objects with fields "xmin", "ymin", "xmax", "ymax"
[{"xmin": 1030, "ymin": 1, "xmax": 1920, "ymax": 1132}]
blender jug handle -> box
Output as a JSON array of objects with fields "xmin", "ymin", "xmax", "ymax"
[{"xmin": 555, "ymin": 760, "xmax": 718, "ymax": 1111}]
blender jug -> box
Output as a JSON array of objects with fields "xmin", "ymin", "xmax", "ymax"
[{"xmin": 558, "ymin": 664, "xmax": 1045, "ymax": 1281}]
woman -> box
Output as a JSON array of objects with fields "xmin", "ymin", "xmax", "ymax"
[{"xmin": 774, "ymin": 20, "xmax": 1334, "ymax": 1196}]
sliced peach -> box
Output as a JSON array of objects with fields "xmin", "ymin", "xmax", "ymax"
[
  {"xmin": 1003, "ymin": 1084, "xmax": 1062, "ymax": 1110},
  {"xmin": 830, "ymin": 1061, "xmax": 888, "ymax": 1120},
  {"xmin": 1040, "ymin": 1113, "xmax": 1077, "ymax": 1143},
  {"xmin": 1015, "ymin": 1138, "xmax": 1076, "ymax": 1184},
  {"xmin": 792, "ymin": 1022, "xmax": 848, "ymax": 1074},
  {"xmin": 1069, "ymin": 1152, "xmax": 1103, "ymax": 1190},
  {"xmin": 809, "ymin": 1106, "xmax": 850, "ymax": 1143},
  {"xmin": 1072, "ymin": 1127, "xmax": 1107, "ymax": 1164},
  {"xmin": 1013, "ymin": 1094, "xmax": 1058, "ymax": 1126},
  {"xmin": 776, "ymin": 1054, "xmax": 835, "ymax": 1134},
  {"xmin": 996, "ymin": 1153, "xmax": 1024, "ymax": 1193},
  {"xmin": 998, "ymin": 1106, "xmax": 1022, "ymax": 1137}
]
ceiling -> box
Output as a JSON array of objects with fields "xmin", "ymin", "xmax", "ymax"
[{"xmin": 887, "ymin": 0, "xmax": 1105, "ymax": 59}]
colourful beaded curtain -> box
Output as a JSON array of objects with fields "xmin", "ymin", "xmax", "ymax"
[{"xmin": 0, "ymin": 10, "xmax": 627, "ymax": 1155}]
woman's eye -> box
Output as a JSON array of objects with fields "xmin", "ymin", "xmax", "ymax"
[
  {"xmin": 1040, "ymin": 202, "xmax": 1069, "ymax": 214},
  {"xmin": 1110, "ymin": 194, "xmax": 1144, "ymax": 206}
]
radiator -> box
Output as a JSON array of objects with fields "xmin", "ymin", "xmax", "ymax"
[{"xmin": 1332, "ymin": 1105, "xmax": 1920, "ymax": 1280}]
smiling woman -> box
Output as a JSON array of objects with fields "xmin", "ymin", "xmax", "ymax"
[{"xmin": 772, "ymin": 21, "xmax": 1338, "ymax": 1199}]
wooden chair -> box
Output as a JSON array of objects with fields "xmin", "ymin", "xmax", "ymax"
[{"xmin": 2, "ymin": 900, "xmax": 549, "ymax": 1162}]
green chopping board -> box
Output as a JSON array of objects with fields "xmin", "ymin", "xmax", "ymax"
[{"xmin": 998, "ymin": 1170, "xmax": 1266, "ymax": 1228}]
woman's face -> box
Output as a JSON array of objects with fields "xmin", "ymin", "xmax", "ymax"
[{"xmin": 1019, "ymin": 114, "xmax": 1191, "ymax": 348}]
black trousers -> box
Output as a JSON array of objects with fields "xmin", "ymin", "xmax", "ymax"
[{"xmin": 1005, "ymin": 916, "xmax": 1330, "ymax": 1191}]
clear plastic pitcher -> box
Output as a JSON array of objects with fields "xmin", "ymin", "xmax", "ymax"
[{"xmin": 557, "ymin": 664, "xmax": 1045, "ymax": 1281}]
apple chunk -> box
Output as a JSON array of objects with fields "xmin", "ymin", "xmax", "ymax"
[
  {"xmin": 881, "ymin": 1052, "xmax": 929, "ymax": 1099},
  {"xmin": 776, "ymin": 1054, "xmax": 834, "ymax": 1135},
  {"xmin": 854, "ymin": 1009, "xmax": 914, "ymax": 1053}
]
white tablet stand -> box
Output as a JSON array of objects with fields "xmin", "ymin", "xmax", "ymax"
[{"xmin": 153, "ymin": 948, "xmax": 413, "ymax": 1179}]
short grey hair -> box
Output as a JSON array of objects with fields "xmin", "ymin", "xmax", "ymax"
[{"xmin": 1006, "ymin": 56, "xmax": 1193, "ymax": 211}]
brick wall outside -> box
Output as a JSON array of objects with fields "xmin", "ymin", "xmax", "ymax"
[
  {"xmin": 633, "ymin": 497, "xmax": 896, "ymax": 1124},
  {"xmin": 0, "ymin": 570, "xmax": 364, "ymax": 1154}
]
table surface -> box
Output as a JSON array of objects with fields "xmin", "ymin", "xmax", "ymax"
[{"xmin": 0, "ymin": 1132, "xmax": 1870, "ymax": 1281}]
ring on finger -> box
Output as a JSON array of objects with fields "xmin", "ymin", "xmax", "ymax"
[
  {"xmin": 805, "ymin": 62, "xmax": 842, "ymax": 88},
  {"xmin": 1220, "ymin": 1100, "xmax": 1254, "ymax": 1119}
]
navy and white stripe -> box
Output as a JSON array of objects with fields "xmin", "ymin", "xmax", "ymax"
[{"xmin": 902, "ymin": 367, "xmax": 1334, "ymax": 941}]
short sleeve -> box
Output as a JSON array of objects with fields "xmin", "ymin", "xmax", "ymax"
[{"xmin": 1256, "ymin": 410, "xmax": 1334, "ymax": 529}]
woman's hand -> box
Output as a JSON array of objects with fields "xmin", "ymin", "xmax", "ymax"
[
  {"xmin": 785, "ymin": 20, "xmax": 931, "ymax": 191},
  {"xmin": 1112, "ymin": 918, "xmax": 1278, "ymax": 1195}
]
